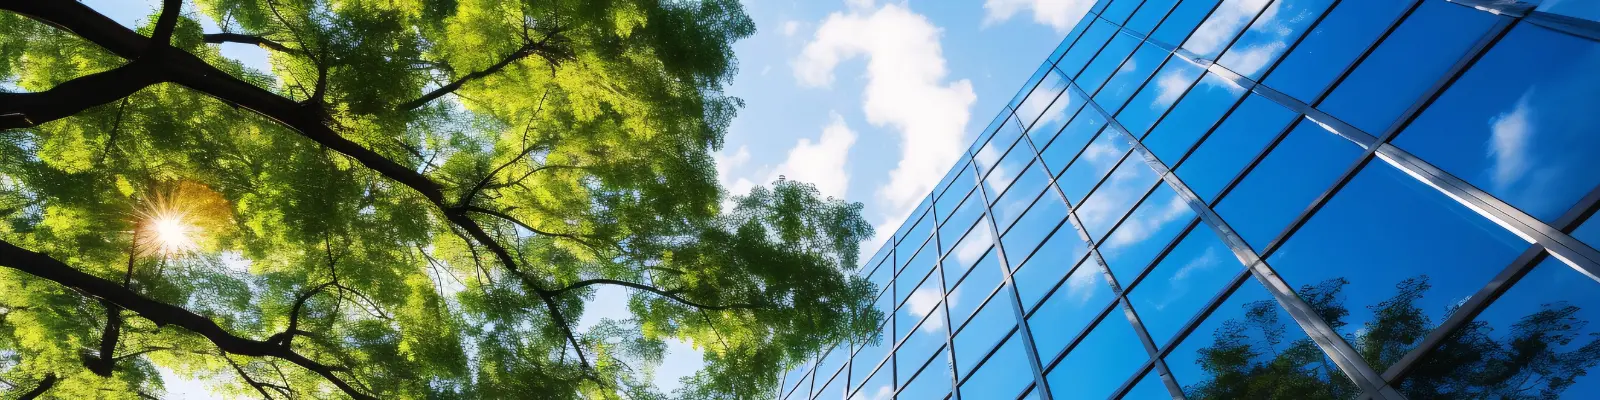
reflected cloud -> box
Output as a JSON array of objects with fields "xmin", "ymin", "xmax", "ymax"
[
  {"xmin": 956, "ymin": 225, "xmax": 993, "ymax": 266},
  {"xmin": 1105, "ymin": 193, "xmax": 1191, "ymax": 250},
  {"xmin": 1488, "ymin": 93, "xmax": 1534, "ymax": 192},
  {"xmin": 1185, "ymin": 0, "xmax": 1275, "ymax": 58},
  {"xmin": 1171, "ymin": 246, "xmax": 1222, "ymax": 283},
  {"xmin": 1155, "ymin": 70, "xmax": 1194, "ymax": 107},
  {"xmin": 850, "ymin": 383, "xmax": 894, "ymax": 400},
  {"xmin": 906, "ymin": 286, "xmax": 947, "ymax": 333},
  {"xmin": 1065, "ymin": 264, "xmax": 1105, "ymax": 305}
]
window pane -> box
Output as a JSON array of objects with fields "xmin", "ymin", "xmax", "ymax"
[
  {"xmin": 1062, "ymin": 19, "xmax": 1117, "ymax": 75},
  {"xmin": 784, "ymin": 361, "xmax": 813, "ymax": 399},
  {"xmin": 1102, "ymin": 0, "xmax": 1143, "ymax": 24},
  {"xmin": 1017, "ymin": 66, "xmax": 1071, "ymax": 130},
  {"xmin": 1001, "ymin": 193, "xmax": 1069, "ymax": 269},
  {"xmin": 817, "ymin": 369, "xmax": 845, "ymax": 400},
  {"xmin": 940, "ymin": 192, "xmax": 985, "ymax": 256},
  {"xmin": 1059, "ymin": 129, "xmax": 1133, "ymax": 204},
  {"xmin": 1165, "ymin": 280, "xmax": 1358, "ymax": 398},
  {"xmin": 1127, "ymin": 0, "xmax": 1180, "ymax": 35},
  {"xmin": 868, "ymin": 254, "xmax": 893, "ymax": 299},
  {"xmin": 1147, "ymin": 75, "xmax": 1247, "ymax": 167},
  {"xmin": 1046, "ymin": 310, "xmax": 1150, "ymax": 400},
  {"xmin": 1397, "ymin": 257, "xmax": 1600, "ymax": 398},
  {"xmin": 898, "ymin": 303, "xmax": 948, "ymax": 386},
  {"xmin": 945, "ymin": 220, "xmax": 994, "ymax": 289},
  {"xmin": 992, "ymin": 165, "xmax": 1051, "ymax": 232},
  {"xmin": 1118, "ymin": 57, "xmax": 1206, "ymax": 137},
  {"xmin": 899, "ymin": 354, "xmax": 953, "ymax": 400},
  {"xmin": 851, "ymin": 362, "xmax": 891, "ymax": 400},
  {"xmin": 817, "ymin": 345, "xmax": 849, "ymax": 396},
  {"xmin": 1264, "ymin": 0, "xmax": 1411, "ymax": 103},
  {"xmin": 1050, "ymin": 15, "xmax": 1096, "ymax": 63},
  {"xmin": 948, "ymin": 250, "xmax": 1003, "ymax": 329},
  {"xmin": 954, "ymin": 293, "xmax": 1017, "ymax": 376},
  {"xmin": 898, "ymin": 270, "xmax": 942, "ymax": 341},
  {"xmin": 1015, "ymin": 226, "xmax": 1091, "ymax": 310},
  {"xmin": 1031, "ymin": 82, "xmax": 1090, "ymax": 145},
  {"xmin": 895, "ymin": 199, "xmax": 933, "ymax": 245},
  {"xmin": 1096, "ymin": 43, "xmax": 1170, "ymax": 113},
  {"xmin": 1267, "ymin": 160, "xmax": 1528, "ymax": 372},
  {"xmin": 972, "ymin": 110, "xmax": 1014, "ymax": 156},
  {"xmin": 1121, "ymin": 368, "xmax": 1173, "ymax": 399},
  {"xmin": 1040, "ymin": 109, "xmax": 1108, "ymax": 176},
  {"xmin": 986, "ymin": 150, "xmax": 1038, "ymax": 200},
  {"xmin": 1182, "ymin": 0, "xmax": 1274, "ymax": 60},
  {"xmin": 1010, "ymin": 62, "xmax": 1054, "ymax": 110},
  {"xmin": 1578, "ymin": 214, "xmax": 1600, "ymax": 250},
  {"xmin": 1077, "ymin": 154, "xmax": 1160, "ymax": 241},
  {"xmin": 1100, "ymin": 184, "xmax": 1196, "ymax": 283},
  {"xmin": 899, "ymin": 241, "xmax": 938, "ymax": 307},
  {"xmin": 1318, "ymin": 0, "xmax": 1497, "ymax": 135},
  {"xmin": 1217, "ymin": 0, "xmax": 1335, "ymax": 79},
  {"xmin": 1127, "ymin": 226, "xmax": 1240, "ymax": 344},
  {"xmin": 1174, "ymin": 93, "xmax": 1298, "ymax": 203},
  {"xmin": 977, "ymin": 117, "xmax": 1026, "ymax": 178},
  {"xmin": 935, "ymin": 162, "xmax": 975, "ymax": 222},
  {"xmin": 1391, "ymin": 24, "xmax": 1600, "ymax": 222},
  {"xmin": 1081, "ymin": 31, "xmax": 1145, "ymax": 95},
  {"xmin": 1030, "ymin": 258, "xmax": 1116, "ymax": 359},
  {"xmin": 1214, "ymin": 118, "xmax": 1361, "ymax": 251},
  {"xmin": 960, "ymin": 333, "xmax": 1032, "ymax": 399},
  {"xmin": 852, "ymin": 323, "xmax": 891, "ymax": 390},
  {"xmin": 1535, "ymin": 1, "xmax": 1600, "ymax": 21},
  {"xmin": 1152, "ymin": 0, "xmax": 1223, "ymax": 48}
]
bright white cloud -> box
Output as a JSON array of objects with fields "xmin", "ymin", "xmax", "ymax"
[
  {"xmin": 713, "ymin": 146, "xmax": 758, "ymax": 199},
  {"xmin": 795, "ymin": 2, "xmax": 977, "ymax": 237},
  {"xmin": 906, "ymin": 286, "xmax": 946, "ymax": 333},
  {"xmin": 771, "ymin": 114, "xmax": 859, "ymax": 199},
  {"xmin": 783, "ymin": 20, "xmax": 803, "ymax": 37},
  {"xmin": 1155, "ymin": 70, "xmax": 1193, "ymax": 107},
  {"xmin": 1103, "ymin": 193, "xmax": 1190, "ymax": 250},
  {"xmin": 955, "ymin": 225, "xmax": 993, "ymax": 267},
  {"xmin": 1488, "ymin": 95, "xmax": 1534, "ymax": 192},
  {"xmin": 1184, "ymin": 0, "xmax": 1274, "ymax": 58},
  {"xmin": 1171, "ymin": 246, "xmax": 1222, "ymax": 283},
  {"xmin": 982, "ymin": 0, "xmax": 1096, "ymax": 32},
  {"xmin": 1064, "ymin": 264, "xmax": 1104, "ymax": 305}
]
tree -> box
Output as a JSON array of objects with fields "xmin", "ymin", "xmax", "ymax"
[
  {"xmin": 0, "ymin": 1, "xmax": 881, "ymax": 398},
  {"xmin": 1181, "ymin": 276, "xmax": 1600, "ymax": 399}
]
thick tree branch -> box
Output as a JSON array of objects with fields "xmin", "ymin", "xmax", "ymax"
[
  {"xmin": 547, "ymin": 279, "xmax": 768, "ymax": 311},
  {"xmin": 203, "ymin": 32, "xmax": 298, "ymax": 55},
  {"xmin": 0, "ymin": 240, "xmax": 375, "ymax": 400},
  {"xmin": 270, "ymin": 281, "xmax": 335, "ymax": 348},
  {"xmin": 149, "ymin": 0, "xmax": 181, "ymax": 49},
  {"xmin": 396, "ymin": 35, "xmax": 568, "ymax": 111},
  {"xmin": 84, "ymin": 299, "xmax": 123, "ymax": 377},
  {"xmin": 0, "ymin": 60, "xmax": 164, "ymax": 130},
  {"xmin": 17, "ymin": 373, "xmax": 56, "ymax": 400}
]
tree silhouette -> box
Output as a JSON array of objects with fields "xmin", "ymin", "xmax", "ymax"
[{"xmin": 1182, "ymin": 276, "xmax": 1600, "ymax": 399}]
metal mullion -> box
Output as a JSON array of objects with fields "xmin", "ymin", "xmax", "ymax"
[
  {"xmin": 970, "ymin": 155, "xmax": 1056, "ymax": 400},
  {"xmin": 1156, "ymin": 76, "xmax": 1255, "ymax": 172},
  {"xmin": 952, "ymin": 326, "xmax": 1021, "ymax": 388},
  {"xmin": 1527, "ymin": 11, "xmax": 1600, "ymax": 42},
  {"xmin": 929, "ymin": 179, "xmax": 963, "ymax": 400},
  {"xmin": 1106, "ymin": 295, "xmax": 1180, "ymax": 400},
  {"xmin": 1252, "ymin": 0, "xmax": 1346, "ymax": 81},
  {"xmin": 1305, "ymin": 0, "xmax": 1425, "ymax": 105},
  {"xmin": 1061, "ymin": 16, "xmax": 1119, "ymax": 78},
  {"xmin": 1443, "ymin": 0, "xmax": 1535, "ymax": 16},
  {"xmin": 1037, "ymin": 299, "xmax": 1122, "ymax": 373},
  {"xmin": 1142, "ymin": 269, "xmax": 1255, "ymax": 400}
]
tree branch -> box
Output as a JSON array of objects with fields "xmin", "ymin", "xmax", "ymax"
[
  {"xmin": 270, "ymin": 281, "xmax": 335, "ymax": 348},
  {"xmin": 0, "ymin": 60, "xmax": 164, "ymax": 130},
  {"xmin": 396, "ymin": 33, "xmax": 569, "ymax": 111},
  {"xmin": 203, "ymin": 32, "xmax": 299, "ymax": 55},
  {"xmin": 85, "ymin": 299, "xmax": 123, "ymax": 377},
  {"xmin": 547, "ymin": 279, "xmax": 768, "ymax": 311},
  {"xmin": 17, "ymin": 373, "xmax": 56, "ymax": 400},
  {"xmin": 149, "ymin": 0, "xmax": 182, "ymax": 49}
]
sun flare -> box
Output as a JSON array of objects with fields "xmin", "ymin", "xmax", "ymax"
[{"xmin": 137, "ymin": 211, "xmax": 198, "ymax": 257}]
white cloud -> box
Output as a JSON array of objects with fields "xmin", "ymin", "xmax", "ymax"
[
  {"xmin": 1155, "ymin": 70, "xmax": 1193, "ymax": 107},
  {"xmin": 783, "ymin": 20, "xmax": 803, "ymax": 37},
  {"xmin": 906, "ymin": 286, "xmax": 946, "ymax": 333},
  {"xmin": 1184, "ymin": 0, "xmax": 1274, "ymax": 58},
  {"xmin": 955, "ymin": 222, "xmax": 993, "ymax": 267},
  {"xmin": 713, "ymin": 146, "xmax": 758, "ymax": 199},
  {"xmin": 1064, "ymin": 263, "xmax": 1104, "ymax": 305},
  {"xmin": 1103, "ymin": 193, "xmax": 1190, "ymax": 250},
  {"xmin": 795, "ymin": 2, "xmax": 977, "ymax": 237},
  {"xmin": 851, "ymin": 383, "xmax": 894, "ymax": 400},
  {"xmin": 1488, "ymin": 94, "xmax": 1534, "ymax": 192},
  {"xmin": 1170, "ymin": 246, "xmax": 1221, "ymax": 283},
  {"xmin": 771, "ymin": 114, "xmax": 859, "ymax": 199},
  {"xmin": 982, "ymin": 0, "xmax": 1096, "ymax": 32}
]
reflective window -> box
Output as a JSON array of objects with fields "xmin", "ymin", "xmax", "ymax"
[
  {"xmin": 899, "ymin": 354, "xmax": 954, "ymax": 400},
  {"xmin": 954, "ymin": 292, "xmax": 1017, "ymax": 376},
  {"xmin": 1127, "ymin": 0, "xmax": 1181, "ymax": 35},
  {"xmin": 1080, "ymin": 31, "xmax": 1145, "ymax": 95},
  {"xmin": 1578, "ymin": 214, "xmax": 1600, "ymax": 249},
  {"xmin": 1010, "ymin": 62, "xmax": 1054, "ymax": 110},
  {"xmin": 899, "ymin": 241, "xmax": 938, "ymax": 308},
  {"xmin": 1143, "ymin": 73, "xmax": 1247, "ymax": 165},
  {"xmin": 1174, "ymin": 94, "xmax": 1298, "ymax": 203},
  {"xmin": 1265, "ymin": 0, "xmax": 1412, "ymax": 103},
  {"xmin": 1100, "ymin": 185, "xmax": 1197, "ymax": 283},
  {"xmin": 1030, "ymin": 258, "xmax": 1116, "ymax": 359},
  {"xmin": 1267, "ymin": 160, "xmax": 1527, "ymax": 372},
  {"xmin": 1077, "ymin": 154, "xmax": 1161, "ymax": 242},
  {"xmin": 1015, "ymin": 226, "xmax": 1091, "ymax": 309},
  {"xmin": 1096, "ymin": 43, "xmax": 1170, "ymax": 113},
  {"xmin": 1214, "ymin": 118, "xmax": 1361, "ymax": 251},
  {"xmin": 1319, "ymin": 0, "xmax": 1498, "ymax": 135},
  {"xmin": 977, "ymin": 116, "xmax": 1026, "ymax": 179},
  {"xmin": 1117, "ymin": 57, "xmax": 1205, "ymax": 137},
  {"xmin": 1101, "ymin": 0, "xmax": 1143, "ymax": 24},
  {"xmin": 1051, "ymin": 15, "xmax": 1096, "ymax": 63},
  {"xmin": 1128, "ymin": 226, "xmax": 1240, "ymax": 344},
  {"xmin": 1121, "ymin": 368, "xmax": 1172, "ymax": 399},
  {"xmin": 895, "ymin": 199, "xmax": 933, "ymax": 246},
  {"xmin": 945, "ymin": 220, "xmax": 993, "ymax": 289},
  {"xmin": 985, "ymin": 149, "xmax": 1039, "ymax": 200},
  {"xmin": 940, "ymin": 191, "xmax": 985, "ymax": 256},
  {"xmin": 948, "ymin": 250, "xmax": 1003, "ymax": 328},
  {"xmin": 1031, "ymin": 83, "xmax": 1090, "ymax": 145},
  {"xmin": 1017, "ymin": 66, "xmax": 1071, "ymax": 130},
  {"xmin": 897, "ymin": 269, "xmax": 942, "ymax": 342},
  {"xmin": 1182, "ymin": 0, "xmax": 1275, "ymax": 60},
  {"xmin": 1040, "ymin": 110, "xmax": 1108, "ymax": 176},
  {"xmin": 1536, "ymin": 0, "xmax": 1600, "ymax": 21},
  {"xmin": 1391, "ymin": 24, "xmax": 1600, "ymax": 222},
  {"xmin": 1046, "ymin": 310, "xmax": 1150, "ymax": 400},
  {"xmin": 852, "ymin": 323, "xmax": 891, "ymax": 390},
  {"xmin": 1061, "ymin": 18, "xmax": 1119, "ymax": 76},
  {"xmin": 1059, "ymin": 129, "xmax": 1133, "ymax": 205},
  {"xmin": 1398, "ymin": 257, "xmax": 1600, "ymax": 398},
  {"xmin": 991, "ymin": 165, "xmax": 1051, "ymax": 232},
  {"xmin": 784, "ymin": 361, "xmax": 813, "ymax": 399},
  {"xmin": 868, "ymin": 254, "xmax": 893, "ymax": 299},
  {"xmin": 898, "ymin": 304, "xmax": 948, "ymax": 386},
  {"xmin": 1152, "ymin": 0, "xmax": 1224, "ymax": 48},
  {"xmin": 1165, "ymin": 280, "xmax": 1358, "ymax": 398},
  {"xmin": 935, "ymin": 161, "xmax": 975, "ymax": 222},
  {"xmin": 817, "ymin": 345, "xmax": 848, "ymax": 387},
  {"xmin": 852, "ymin": 365, "xmax": 892, "ymax": 400},
  {"xmin": 816, "ymin": 368, "xmax": 845, "ymax": 400},
  {"xmin": 960, "ymin": 333, "xmax": 1032, "ymax": 399},
  {"xmin": 1216, "ymin": 0, "xmax": 1335, "ymax": 79},
  {"xmin": 1001, "ymin": 193, "xmax": 1070, "ymax": 268},
  {"xmin": 972, "ymin": 110, "xmax": 1014, "ymax": 156}
]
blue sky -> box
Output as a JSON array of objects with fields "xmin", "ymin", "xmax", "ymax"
[{"xmin": 80, "ymin": 0, "xmax": 1098, "ymax": 396}]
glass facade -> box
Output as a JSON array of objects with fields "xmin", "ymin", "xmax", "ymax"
[{"xmin": 781, "ymin": 1, "xmax": 1600, "ymax": 399}]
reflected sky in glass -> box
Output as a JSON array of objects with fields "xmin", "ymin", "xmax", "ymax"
[
  {"xmin": 1126, "ymin": 0, "xmax": 1179, "ymax": 35},
  {"xmin": 1095, "ymin": 43, "xmax": 1169, "ymax": 113},
  {"xmin": 1119, "ymin": 57, "xmax": 1205, "ymax": 138},
  {"xmin": 1265, "ymin": 0, "xmax": 1411, "ymax": 103},
  {"xmin": 1128, "ymin": 226, "xmax": 1241, "ymax": 344},
  {"xmin": 1016, "ymin": 66, "xmax": 1071, "ymax": 131},
  {"xmin": 1031, "ymin": 85, "xmax": 1089, "ymax": 145},
  {"xmin": 1164, "ymin": 279, "xmax": 1355, "ymax": 397},
  {"xmin": 954, "ymin": 288, "xmax": 1016, "ymax": 377},
  {"xmin": 1077, "ymin": 153, "xmax": 1160, "ymax": 241},
  {"xmin": 1174, "ymin": 93, "xmax": 1297, "ymax": 203},
  {"xmin": 944, "ymin": 221, "xmax": 993, "ymax": 290},
  {"xmin": 1002, "ymin": 193, "xmax": 1070, "ymax": 270},
  {"xmin": 1029, "ymin": 258, "xmax": 1115, "ymax": 360},
  {"xmin": 1151, "ymin": 0, "xmax": 1221, "ymax": 49},
  {"xmin": 1045, "ymin": 309, "xmax": 1150, "ymax": 399},
  {"xmin": 1080, "ymin": 31, "xmax": 1144, "ymax": 95},
  {"xmin": 1061, "ymin": 18, "xmax": 1118, "ymax": 78},
  {"xmin": 1182, "ymin": 0, "xmax": 1273, "ymax": 61},
  {"xmin": 898, "ymin": 354, "xmax": 953, "ymax": 400},
  {"xmin": 1215, "ymin": 119, "xmax": 1361, "ymax": 252},
  {"xmin": 1015, "ymin": 225, "xmax": 1091, "ymax": 310},
  {"xmin": 948, "ymin": 248, "xmax": 1002, "ymax": 327},
  {"xmin": 1122, "ymin": 369, "xmax": 1172, "ymax": 399},
  {"xmin": 960, "ymin": 333, "xmax": 1033, "ymax": 399},
  {"xmin": 1100, "ymin": 184, "xmax": 1196, "ymax": 284},
  {"xmin": 1041, "ymin": 113, "xmax": 1107, "ymax": 177},
  {"xmin": 1143, "ymin": 72, "xmax": 1246, "ymax": 165},
  {"xmin": 1217, "ymin": 0, "xmax": 1333, "ymax": 79}
]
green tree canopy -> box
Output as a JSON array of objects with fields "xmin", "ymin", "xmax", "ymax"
[{"xmin": 0, "ymin": 1, "xmax": 881, "ymax": 398}]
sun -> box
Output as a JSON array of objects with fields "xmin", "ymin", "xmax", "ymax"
[{"xmin": 137, "ymin": 210, "xmax": 199, "ymax": 257}]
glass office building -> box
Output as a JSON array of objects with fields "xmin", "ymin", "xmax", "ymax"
[{"xmin": 778, "ymin": 0, "xmax": 1600, "ymax": 399}]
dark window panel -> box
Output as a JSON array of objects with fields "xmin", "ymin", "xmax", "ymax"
[
  {"xmin": 1117, "ymin": 57, "xmax": 1206, "ymax": 138},
  {"xmin": 1080, "ymin": 31, "xmax": 1147, "ymax": 95},
  {"xmin": 1142, "ymin": 72, "xmax": 1247, "ymax": 165},
  {"xmin": 1391, "ymin": 23, "xmax": 1600, "ymax": 223},
  {"xmin": 954, "ymin": 292, "xmax": 1017, "ymax": 377},
  {"xmin": 1061, "ymin": 18, "xmax": 1120, "ymax": 76},
  {"xmin": 1127, "ymin": 226, "xmax": 1240, "ymax": 344},
  {"xmin": 960, "ymin": 333, "xmax": 1033, "ymax": 399},
  {"xmin": 1040, "ymin": 108, "xmax": 1109, "ymax": 177},
  {"xmin": 1096, "ymin": 43, "xmax": 1171, "ymax": 113},
  {"xmin": 1015, "ymin": 231, "xmax": 1092, "ymax": 310},
  {"xmin": 1174, "ymin": 93, "xmax": 1298, "ymax": 203},
  {"xmin": 1214, "ymin": 118, "xmax": 1362, "ymax": 252},
  {"xmin": 1164, "ymin": 279, "xmax": 1359, "ymax": 398},
  {"xmin": 1264, "ymin": 0, "xmax": 1412, "ymax": 103},
  {"xmin": 1058, "ymin": 129, "xmax": 1133, "ymax": 205},
  {"xmin": 1151, "ymin": 0, "xmax": 1223, "ymax": 47},
  {"xmin": 1100, "ymin": 184, "xmax": 1196, "ymax": 283},
  {"xmin": 948, "ymin": 250, "xmax": 1004, "ymax": 328},
  {"xmin": 1127, "ymin": 0, "xmax": 1181, "ymax": 35},
  {"xmin": 1267, "ymin": 160, "xmax": 1528, "ymax": 372},
  {"xmin": 1077, "ymin": 152, "xmax": 1161, "ymax": 241},
  {"xmin": 1182, "ymin": 0, "xmax": 1275, "ymax": 60},
  {"xmin": 1216, "ymin": 0, "xmax": 1336, "ymax": 80},
  {"xmin": 1318, "ymin": 0, "xmax": 1498, "ymax": 135},
  {"xmin": 1029, "ymin": 258, "xmax": 1117, "ymax": 359},
  {"xmin": 1045, "ymin": 307, "xmax": 1151, "ymax": 400}
]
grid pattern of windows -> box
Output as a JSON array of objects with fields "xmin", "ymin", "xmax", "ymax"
[{"xmin": 780, "ymin": 1, "xmax": 1600, "ymax": 399}]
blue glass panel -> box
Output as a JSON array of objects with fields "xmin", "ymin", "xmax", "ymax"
[
  {"xmin": 1121, "ymin": 369, "xmax": 1173, "ymax": 399},
  {"xmin": 1046, "ymin": 310, "xmax": 1150, "ymax": 400},
  {"xmin": 960, "ymin": 333, "xmax": 1032, "ymax": 399},
  {"xmin": 1398, "ymin": 257, "xmax": 1600, "ymax": 398},
  {"xmin": 868, "ymin": 255, "xmax": 893, "ymax": 299},
  {"xmin": 816, "ymin": 368, "xmax": 845, "ymax": 400},
  {"xmin": 1164, "ymin": 280, "xmax": 1357, "ymax": 397},
  {"xmin": 1127, "ymin": 0, "xmax": 1180, "ymax": 35},
  {"xmin": 899, "ymin": 354, "xmax": 953, "ymax": 400},
  {"xmin": 899, "ymin": 241, "xmax": 937, "ymax": 308},
  {"xmin": 1102, "ymin": 0, "xmax": 1143, "ymax": 24},
  {"xmin": 1081, "ymin": 31, "xmax": 1146, "ymax": 95},
  {"xmin": 1182, "ymin": 0, "xmax": 1274, "ymax": 60},
  {"xmin": 985, "ymin": 149, "xmax": 1037, "ymax": 203},
  {"xmin": 1059, "ymin": 129, "xmax": 1132, "ymax": 204},
  {"xmin": 1096, "ymin": 43, "xmax": 1171, "ymax": 113},
  {"xmin": 853, "ymin": 364, "xmax": 892, "ymax": 400},
  {"xmin": 1031, "ymin": 84, "xmax": 1089, "ymax": 145},
  {"xmin": 1010, "ymin": 62, "xmax": 1054, "ymax": 110},
  {"xmin": 1077, "ymin": 154, "xmax": 1160, "ymax": 241},
  {"xmin": 1392, "ymin": 24, "xmax": 1600, "ymax": 222},
  {"xmin": 1142, "ymin": 73, "xmax": 1247, "ymax": 165},
  {"xmin": 1319, "ymin": 0, "xmax": 1497, "ymax": 135},
  {"xmin": 816, "ymin": 345, "xmax": 849, "ymax": 393},
  {"xmin": 1174, "ymin": 94, "xmax": 1297, "ymax": 203},
  {"xmin": 1117, "ymin": 57, "xmax": 1205, "ymax": 137},
  {"xmin": 977, "ymin": 116, "xmax": 1025, "ymax": 178},
  {"xmin": 1062, "ymin": 18, "xmax": 1119, "ymax": 76},
  {"xmin": 948, "ymin": 250, "xmax": 1003, "ymax": 328},
  {"xmin": 1016, "ymin": 232, "xmax": 1092, "ymax": 310},
  {"xmin": 972, "ymin": 110, "xmax": 1014, "ymax": 156},
  {"xmin": 1267, "ymin": 160, "xmax": 1527, "ymax": 371},
  {"xmin": 1051, "ymin": 15, "xmax": 1096, "ymax": 63},
  {"xmin": 852, "ymin": 323, "xmax": 891, "ymax": 390},
  {"xmin": 1017, "ymin": 67, "xmax": 1071, "ymax": 130},
  {"xmin": 895, "ymin": 198, "xmax": 933, "ymax": 245},
  {"xmin": 1264, "ymin": 0, "xmax": 1411, "ymax": 103},
  {"xmin": 944, "ymin": 220, "xmax": 993, "ymax": 289},
  {"xmin": 939, "ymin": 191, "xmax": 985, "ymax": 256},
  {"xmin": 991, "ymin": 166, "xmax": 1051, "ymax": 232},
  {"xmin": 1214, "ymin": 119, "xmax": 1361, "ymax": 251},
  {"xmin": 1151, "ymin": 0, "xmax": 1223, "ymax": 47},
  {"xmin": 783, "ymin": 361, "xmax": 813, "ymax": 399},
  {"xmin": 897, "ymin": 304, "xmax": 948, "ymax": 386},
  {"xmin": 1029, "ymin": 258, "xmax": 1116, "ymax": 359},
  {"xmin": 954, "ymin": 293, "xmax": 1016, "ymax": 376},
  {"xmin": 1536, "ymin": 0, "xmax": 1600, "ymax": 22},
  {"xmin": 1001, "ymin": 193, "xmax": 1069, "ymax": 268},
  {"xmin": 1040, "ymin": 109, "xmax": 1108, "ymax": 176},
  {"xmin": 1578, "ymin": 215, "xmax": 1600, "ymax": 250},
  {"xmin": 1128, "ymin": 226, "xmax": 1240, "ymax": 344},
  {"xmin": 1217, "ymin": 0, "xmax": 1335, "ymax": 79},
  {"xmin": 785, "ymin": 369, "xmax": 812, "ymax": 399},
  {"xmin": 1100, "ymin": 185, "xmax": 1196, "ymax": 283},
  {"xmin": 897, "ymin": 269, "xmax": 941, "ymax": 342},
  {"xmin": 935, "ymin": 160, "xmax": 975, "ymax": 221}
]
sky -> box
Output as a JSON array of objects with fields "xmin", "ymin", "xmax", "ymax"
[{"xmin": 78, "ymin": 0, "xmax": 1097, "ymax": 397}]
